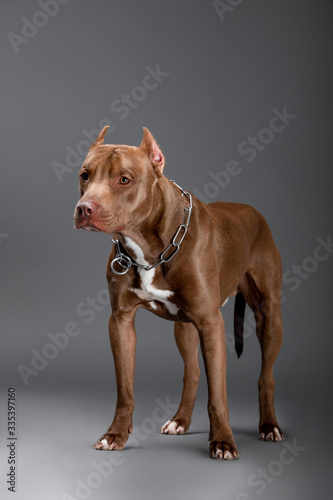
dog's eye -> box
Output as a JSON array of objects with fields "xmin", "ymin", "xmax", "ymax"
[
  {"xmin": 119, "ymin": 176, "xmax": 130, "ymax": 185},
  {"xmin": 80, "ymin": 172, "xmax": 88, "ymax": 181}
]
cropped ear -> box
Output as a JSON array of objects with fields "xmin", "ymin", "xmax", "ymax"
[
  {"xmin": 140, "ymin": 127, "xmax": 165, "ymax": 177},
  {"xmin": 90, "ymin": 125, "xmax": 110, "ymax": 149}
]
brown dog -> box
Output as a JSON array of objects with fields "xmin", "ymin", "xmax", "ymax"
[{"xmin": 73, "ymin": 126, "xmax": 284, "ymax": 460}]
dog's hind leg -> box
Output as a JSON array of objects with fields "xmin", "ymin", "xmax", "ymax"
[
  {"xmin": 241, "ymin": 229, "xmax": 284, "ymax": 442},
  {"xmin": 161, "ymin": 322, "xmax": 200, "ymax": 435},
  {"xmin": 255, "ymin": 293, "xmax": 284, "ymax": 441}
]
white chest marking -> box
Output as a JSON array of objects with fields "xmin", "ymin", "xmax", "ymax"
[{"xmin": 124, "ymin": 237, "xmax": 179, "ymax": 315}]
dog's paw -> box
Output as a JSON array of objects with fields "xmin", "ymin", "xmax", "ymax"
[
  {"xmin": 209, "ymin": 441, "xmax": 239, "ymax": 460},
  {"xmin": 259, "ymin": 425, "xmax": 284, "ymax": 442},
  {"xmin": 94, "ymin": 432, "xmax": 128, "ymax": 451},
  {"xmin": 161, "ymin": 420, "xmax": 186, "ymax": 435}
]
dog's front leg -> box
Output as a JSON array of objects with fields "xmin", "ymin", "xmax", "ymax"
[
  {"xmin": 94, "ymin": 311, "xmax": 136, "ymax": 450},
  {"xmin": 196, "ymin": 310, "xmax": 239, "ymax": 460}
]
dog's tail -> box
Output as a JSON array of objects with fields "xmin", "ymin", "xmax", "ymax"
[{"xmin": 234, "ymin": 292, "xmax": 246, "ymax": 358}]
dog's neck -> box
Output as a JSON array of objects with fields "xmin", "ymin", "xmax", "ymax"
[{"xmin": 117, "ymin": 177, "xmax": 188, "ymax": 266}]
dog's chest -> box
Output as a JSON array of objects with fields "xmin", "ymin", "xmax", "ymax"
[{"xmin": 124, "ymin": 237, "xmax": 179, "ymax": 315}]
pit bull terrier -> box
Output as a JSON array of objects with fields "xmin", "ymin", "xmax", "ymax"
[{"xmin": 73, "ymin": 126, "xmax": 284, "ymax": 460}]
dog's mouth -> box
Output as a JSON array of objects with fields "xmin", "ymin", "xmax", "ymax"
[
  {"xmin": 74, "ymin": 217, "xmax": 125, "ymax": 234},
  {"xmin": 81, "ymin": 223, "xmax": 101, "ymax": 232},
  {"xmin": 74, "ymin": 217, "xmax": 102, "ymax": 232}
]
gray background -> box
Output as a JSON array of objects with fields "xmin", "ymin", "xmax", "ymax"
[{"xmin": 1, "ymin": 0, "xmax": 332, "ymax": 499}]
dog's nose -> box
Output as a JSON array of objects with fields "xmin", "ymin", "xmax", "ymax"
[{"xmin": 76, "ymin": 200, "xmax": 99, "ymax": 218}]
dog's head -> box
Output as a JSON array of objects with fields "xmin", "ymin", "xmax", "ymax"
[{"xmin": 73, "ymin": 127, "xmax": 165, "ymax": 234}]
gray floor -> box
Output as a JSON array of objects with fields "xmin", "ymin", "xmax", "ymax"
[{"xmin": 1, "ymin": 388, "xmax": 331, "ymax": 500}]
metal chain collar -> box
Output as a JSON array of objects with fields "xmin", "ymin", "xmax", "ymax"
[{"xmin": 110, "ymin": 181, "xmax": 193, "ymax": 275}]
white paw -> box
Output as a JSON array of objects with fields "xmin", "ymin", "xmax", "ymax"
[
  {"xmin": 213, "ymin": 448, "xmax": 235, "ymax": 460},
  {"xmin": 99, "ymin": 438, "xmax": 111, "ymax": 450},
  {"xmin": 161, "ymin": 420, "xmax": 185, "ymax": 435},
  {"xmin": 223, "ymin": 450, "xmax": 233, "ymax": 460},
  {"xmin": 260, "ymin": 426, "xmax": 284, "ymax": 442}
]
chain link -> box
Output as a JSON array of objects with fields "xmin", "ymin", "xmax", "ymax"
[{"xmin": 110, "ymin": 181, "xmax": 192, "ymax": 275}]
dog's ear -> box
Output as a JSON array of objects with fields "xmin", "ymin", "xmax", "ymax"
[
  {"xmin": 140, "ymin": 127, "xmax": 165, "ymax": 177},
  {"xmin": 90, "ymin": 126, "xmax": 110, "ymax": 149}
]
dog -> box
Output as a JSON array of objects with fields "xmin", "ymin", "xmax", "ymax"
[{"xmin": 73, "ymin": 126, "xmax": 284, "ymax": 460}]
